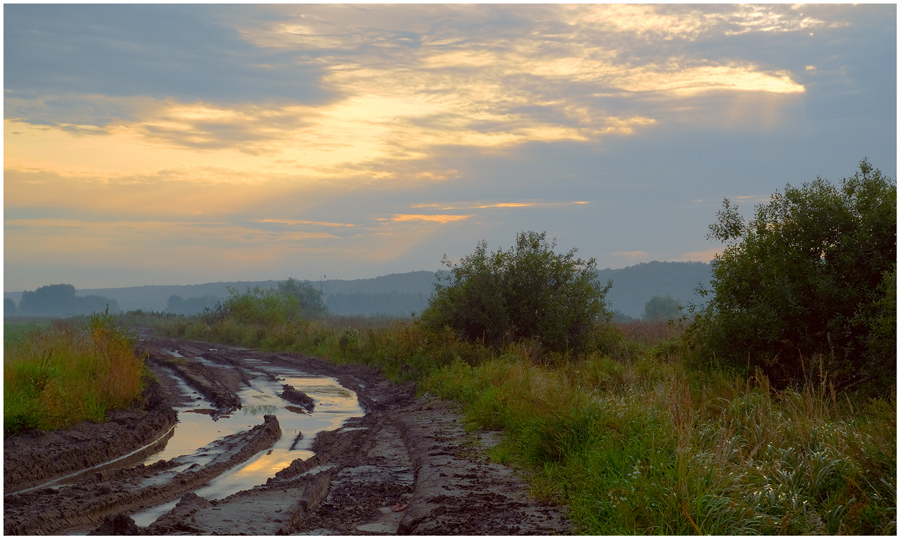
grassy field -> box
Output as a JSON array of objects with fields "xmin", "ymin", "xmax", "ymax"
[
  {"xmin": 152, "ymin": 311, "xmax": 895, "ymax": 535},
  {"xmin": 4, "ymin": 312, "xmax": 148, "ymax": 436}
]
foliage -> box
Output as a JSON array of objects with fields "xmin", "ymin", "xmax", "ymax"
[
  {"xmin": 643, "ymin": 295, "xmax": 682, "ymax": 321},
  {"xmin": 5, "ymin": 297, "xmax": 17, "ymax": 316},
  {"xmin": 421, "ymin": 231, "xmax": 611, "ymax": 354},
  {"xmin": 278, "ymin": 277, "xmax": 327, "ymax": 317},
  {"xmin": 687, "ymin": 159, "xmax": 896, "ymax": 390},
  {"xmin": 4, "ymin": 310, "xmax": 147, "ymax": 436}
]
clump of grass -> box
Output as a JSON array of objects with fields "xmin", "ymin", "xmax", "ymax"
[{"xmin": 4, "ymin": 311, "xmax": 147, "ymax": 436}]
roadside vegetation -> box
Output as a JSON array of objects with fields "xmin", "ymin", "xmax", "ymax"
[
  {"xmin": 151, "ymin": 160, "xmax": 894, "ymax": 534},
  {"xmin": 5, "ymin": 160, "xmax": 893, "ymax": 534},
  {"xmin": 4, "ymin": 311, "xmax": 148, "ymax": 436}
]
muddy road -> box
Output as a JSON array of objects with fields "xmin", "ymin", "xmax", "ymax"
[{"xmin": 4, "ymin": 334, "xmax": 568, "ymax": 535}]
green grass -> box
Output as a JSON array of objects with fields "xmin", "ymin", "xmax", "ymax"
[
  {"xmin": 422, "ymin": 354, "xmax": 895, "ymax": 535},
  {"xmin": 150, "ymin": 308, "xmax": 895, "ymax": 535},
  {"xmin": 4, "ymin": 312, "xmax": 148, "ymax": 436}
]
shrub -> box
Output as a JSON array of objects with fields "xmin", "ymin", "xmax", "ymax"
[
  {"xmin": 203, "ymin": 278, "xmax": 327, "ymax": 327},
  {"xmin": 687, "ymin": 159, "xmax": 896, "ymax": 390},
  {"xmin": 421, "ymin": 231, "xmax": 611, "ymax": 355}
]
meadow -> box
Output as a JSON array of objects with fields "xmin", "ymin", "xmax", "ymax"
[
  {"xmin": 4, "ymin": 311, "xmax": 147, "ymax": 436},
  {"xmin": 153, "ymin": 309, "xmax": 896, "ymax": 535}
]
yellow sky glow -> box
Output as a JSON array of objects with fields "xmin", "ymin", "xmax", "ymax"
[
  {"xmin": 6, "ymin": 3, "xmax": 864, "ymax": 291},
  {"xmin": 381, "ymin": 214, "xmax": 473, "ymax": 224}
]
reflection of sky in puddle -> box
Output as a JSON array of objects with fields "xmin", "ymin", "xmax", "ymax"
[{"xmin": 131, "ymin": 357, "xmax": 363, "ymax": 527}]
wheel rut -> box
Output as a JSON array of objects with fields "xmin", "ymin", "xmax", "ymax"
[{"xmin": 3, "ymin": 334, "xmax": 568, "ymax": 535}]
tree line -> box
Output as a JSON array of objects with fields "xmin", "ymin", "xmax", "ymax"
[{"xmin": 5, "ymin": 284, "xmax": 119, "ymax": 317}]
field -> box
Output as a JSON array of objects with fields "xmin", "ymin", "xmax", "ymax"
[{"xmin": 153, "ymin": 312, "xmax": 896, "ymax": 535}]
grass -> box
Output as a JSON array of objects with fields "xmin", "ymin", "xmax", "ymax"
[
  {"xmin": 146, "ymin": 306, "xmax": 895, "ymax": 535},
  {"xmin": 4, "ymin": 311, "xmax": 148, "ymax": 436}
]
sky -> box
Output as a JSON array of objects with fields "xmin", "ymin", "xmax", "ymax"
[{"xmin": 3, "ymin": 3, "xmax": 897, "ymax": 292}]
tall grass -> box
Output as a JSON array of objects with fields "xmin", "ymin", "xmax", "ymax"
[
  {"xmin": 4, "ymin": 311, "xmax": 148, "ymax": 436},
  {"xmin": 421, "ymin": 351, "xmax": 895, "ymax": 535},
  {"xmin": 155, "ymin": 306, "xmax": 896, "ymax": 535}
]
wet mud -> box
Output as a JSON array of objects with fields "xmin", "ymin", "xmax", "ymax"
[{"xmin": 3, "ymin": 334, "xmax": 568, "ymax": 535}]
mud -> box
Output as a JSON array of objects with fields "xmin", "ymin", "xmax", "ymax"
[{"xmin": 3, "ymin": 334, "xmax": 568, "ymax": 535}]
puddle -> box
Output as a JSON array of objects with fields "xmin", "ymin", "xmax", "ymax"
[{"xmin": 130, "ymin": 358, "xmax": 363, "ymax": 527}]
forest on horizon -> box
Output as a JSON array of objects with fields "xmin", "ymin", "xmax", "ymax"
[{"xmin": 4, "ymin": 261, "xmax": 711, "ymax": 320}]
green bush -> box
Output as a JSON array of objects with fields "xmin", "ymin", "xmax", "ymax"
[
  {"xmin": 687, "ymin": 159, "xmax": 896, "ymax": 390},
  {"xmin": 203, "ymin": 278, "xmax": 326, "ymax": 327},
  {"xmin": 421, "ymin": 231, "xmax": 611, "ymax": 355}
]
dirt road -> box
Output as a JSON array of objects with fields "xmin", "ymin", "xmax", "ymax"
[{"xmin": 3, "ymin": 334, "xmax": 568, "ymax": 535}]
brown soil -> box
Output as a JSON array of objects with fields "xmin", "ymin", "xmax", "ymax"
[{"xmin": 3, "ymin": 334, "xmax": 569, "ymax": 535}]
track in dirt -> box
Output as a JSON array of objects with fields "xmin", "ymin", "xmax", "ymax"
[{"xmin": 4, "ymin": 334, "xmax": 568, "ymax": 535}]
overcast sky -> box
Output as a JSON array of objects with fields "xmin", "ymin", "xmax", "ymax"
[{"xmin": 4, "ymin": 4, "xmax": 896, "ymax": 291}]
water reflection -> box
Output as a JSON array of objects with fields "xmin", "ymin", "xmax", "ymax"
[{"xmin": 131, "ymin": 357, "xmax": 363, "ymax": 527}]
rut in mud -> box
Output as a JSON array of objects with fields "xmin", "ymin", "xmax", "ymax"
[{"xmin": 3, "ymin": 334, "xmax": 568, "ymax": 535}]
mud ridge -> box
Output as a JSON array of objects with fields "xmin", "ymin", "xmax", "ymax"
[
  {"xmin": 3, "ymin": 379, "xmax": 177, "ymax": 494},
  {"xmin": 3, "ymin": 416, "xmax": 281, "ymax": 535}
]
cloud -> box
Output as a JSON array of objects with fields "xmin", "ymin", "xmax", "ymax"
[
  {"xmin": 379, "ymin": 214, "xmax": 473, "ymax": 224},
  {"xmin": 3, "ymin": 4, "xmax": 893, "ymax": 290},
  {"xmin": 411, "ymin": 200, "xmax": 590, "ymax": 210},
  {"xmin": 3, "ymin": 4, "xmax": 818, "ymax": 209},
  {"xmin": 4, "ymin": 4, "xmax": 330, "ymax": 103},
  {"xmin": 253, "ymin": 218, "xmax": 354, "ymax": 228}
]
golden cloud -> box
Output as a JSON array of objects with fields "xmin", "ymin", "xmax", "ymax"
[
  {"xmin": 380, "ymin": 214, "xmax": 473, "ymax": 224},
  {"xmin": 411, "ymin": 200, "xmax": 590, "ymax": 210},
  {"xmin": 5, "ymin": 4, "xmax": 811, "ymax": 206},
  {"xmin": 254, "ymin": 218, "xmax": 355, "ymax": 228}
]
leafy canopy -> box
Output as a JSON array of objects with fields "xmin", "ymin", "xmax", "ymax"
[
  {"xmin": 689, "ymin": 159, "xmax": 896, "ymax": 390},
  {"xmin": 422, "ymin": 231, "xmax": 611, "ymax": 354}
]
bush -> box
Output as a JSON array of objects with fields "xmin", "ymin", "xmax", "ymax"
[
  {"xmin": 687, "ymin": 159, "xmax": 896, "ymax": 390},
  {"xmin": 421, "ymin": 231, "xmax": 611, "ymax": 355},
  {"xmin": 203, "ymin": 278, "xmax": 327, "ymax": 327}
]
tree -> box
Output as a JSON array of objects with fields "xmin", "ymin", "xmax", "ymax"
[
  {"xmin": 277, "ymin": 278, "xmax": 327, "ymax": 317},
  {"xmin": 5, "ymin": 298, "xmax": 17, "ymax": 317},
  {"xmin": 18, "ymin": 284, "xmax": 78, "ymax": 316},
  {"xmin": 643, "ymin": 295, "xmax": 682, "ymax": 321},
  {"xmin": 421, "ymin": 231, "xmax": 611, "ymax": 354},
  {"xmin": 687, "ymin": 159, "xmax": 896, "ymax": 390}
]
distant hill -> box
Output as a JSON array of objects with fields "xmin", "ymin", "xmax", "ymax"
[
  {"xmin": 4, "ymin": 263, "xmax": 711, "ymax": 319},
  {"xmin": 596, "ymin": 261, "xmax": 711, "ymax": 318}
]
